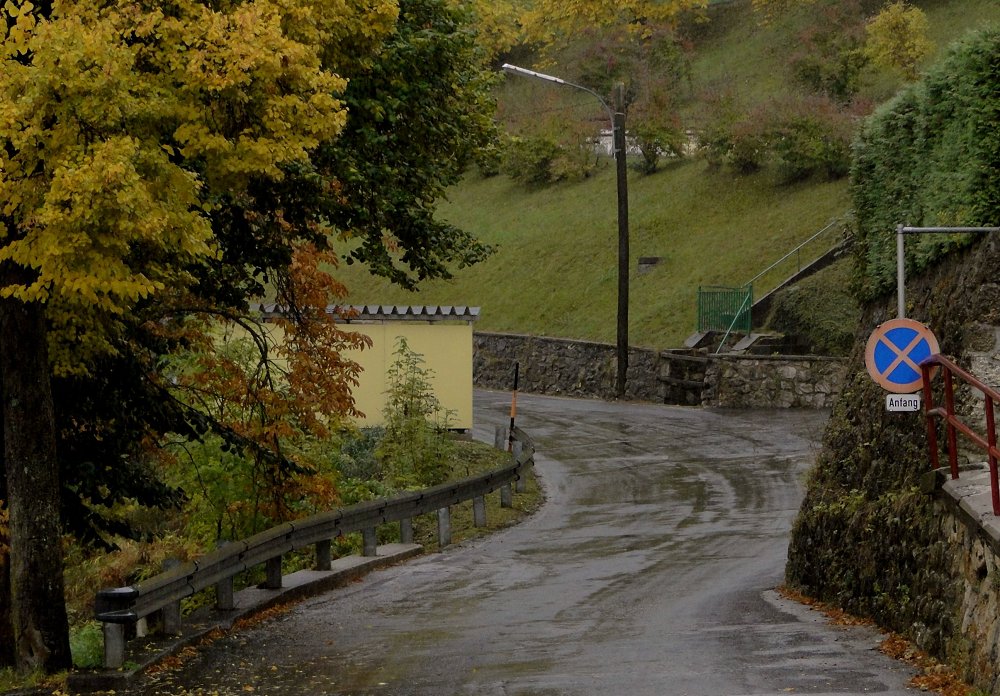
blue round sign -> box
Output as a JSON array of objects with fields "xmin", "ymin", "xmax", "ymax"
[{"xmin": 864, "ymin": 318, "xmax": 940, "ymax": 394}]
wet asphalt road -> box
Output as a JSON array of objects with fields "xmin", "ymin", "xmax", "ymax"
[{"xmin": 145, "ymin": 391, "xmax": 920, "ymax": 695}]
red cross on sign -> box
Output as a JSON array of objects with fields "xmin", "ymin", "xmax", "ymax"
[{"xmin": 864, "ymin": 318, "xmax": 940, "ymax": 394}]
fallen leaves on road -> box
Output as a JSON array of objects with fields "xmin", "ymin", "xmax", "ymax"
[{"xmin": 778, "ymin": 586, "xmax": 974, "ymax": 696}]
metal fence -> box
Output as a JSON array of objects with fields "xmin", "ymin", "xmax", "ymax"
[
  {"xmin": 93, "ymin": 425, "xmax": 535, "ymax": 669},
  {"xmin": 697, "ymin": 285, "xmax": 752, "ymax": 334}
]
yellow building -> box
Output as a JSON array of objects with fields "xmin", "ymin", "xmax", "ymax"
[
  {"xmin": 339, "ymin": 305, "xmax": 479, "ymax": 430},
  {"xmin": 260, "ymin": 304, "xmax": 479, "ymax": 430}
]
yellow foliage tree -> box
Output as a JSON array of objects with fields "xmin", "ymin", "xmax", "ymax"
[
  {"xmin": 865, "ymin": 0, "xmax": 933, "ymax": 81},
  {"xmin": 0, "ymin": 0, "xmax": 396, "ymax": 673},
  {"xmin": 520, "ymin": 0, "xmax": 707, "ymax": 49}
]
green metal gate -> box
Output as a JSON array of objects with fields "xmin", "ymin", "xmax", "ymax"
[{"xmin": 697, "ymin": 285, "xmax": 752, "ymax": 334}]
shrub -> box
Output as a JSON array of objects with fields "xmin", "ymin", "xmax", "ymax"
[
  {"xmin": 702, "ymin": 96, "xmax": 856, "ymax": 183},
  {"xmin": 851, "ymin": 27, "xmax": 1000, "ymax": 300},
  {"xmin": 769, "ymin": 97, "xmax": 856, "ymax": 184},
  {"xmin": 764, "ymin": 259, "xmax": 858, "ymax": 356},
  {"xmin": 377, "ymin": 337, "xmax": 455, "ymax": 489},
  {"xmin": 501, "ymin": 134, "xmax": 561, "ymax": 186}
]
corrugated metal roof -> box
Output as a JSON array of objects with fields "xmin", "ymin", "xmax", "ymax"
[
  {"xmin": 336, "ymin": 305, "xmax": 480, "ymax": 322},
  {"xmin": 256, "ymin": 304, "xmax": 480, "ymax": 322}
]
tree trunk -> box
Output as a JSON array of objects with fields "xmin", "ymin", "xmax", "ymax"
[
  {"xmin": 0, "ymin": 417, "xmax": 14, "ymax": 667},
  {"xmin": 0, "ymin": 298, "xmax": 71, "ymax": 673}
]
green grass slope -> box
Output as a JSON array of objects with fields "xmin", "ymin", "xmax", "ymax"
[
  {"xmin": 334, "ymin": 0, "xmax": 1000, "ymax": 351},
  {"xmin": 336, "ymin": 159, "xmax": 849, "ymax": 349}
]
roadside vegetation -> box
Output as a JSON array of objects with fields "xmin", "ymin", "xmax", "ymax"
[
  {"xmin": 336, "ymin": 0, "xmax": 1000, "ymax": 350},
  {"xmin": 2, "ymin": 0, "xmax": 999, "ymax": 691}
]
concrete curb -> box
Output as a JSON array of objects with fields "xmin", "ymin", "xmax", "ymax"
[{"xmin": 66, "ymin": 543, "xmax": 423, "ymax": 694}]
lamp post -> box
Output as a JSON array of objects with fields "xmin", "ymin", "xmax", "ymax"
[{"xmin": 501, "ymin": 63, "xmax": 630, "ymax": 399}]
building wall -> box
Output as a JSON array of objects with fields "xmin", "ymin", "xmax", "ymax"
[{"xmin": 346, "ymin": 322, "xmax": 474, "ymax": 429}]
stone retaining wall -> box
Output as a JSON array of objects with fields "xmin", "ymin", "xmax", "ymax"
[
  {"xmin": 704, "ymin": 354, "xmax": 847, "ymax": 409},
  {"xmin": 474, "ymin": 332, "xmax": 847, "ymax": 409},
  {"xmin": 922, "ymin": 467, "xmax": 1000, "ymax": 693}
]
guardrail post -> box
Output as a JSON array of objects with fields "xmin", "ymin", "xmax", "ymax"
[
  {"xmin": 437, "ymin": 507, "xmax": 452, "ymax": 547},
  {"xmin": 103, "ymin": 623, "xmax": 126, "ymax": 669},
  {"xmin": 513, "ymin": 440, "xmax": 526, "ymax": 493},
  {"xmin": 363, "ymin": 527, "xmax": 378, "ymax": 557},
  {"xmin": 500, "ymin": 484, "xmax": 513, "ymax": 508},
  {"xmin": 265, "ymin": 556, "xmax": 283, "ymax": 589},
  {"xmin": 400, "ymin": 518, "xmax": 414, "ymax": 544},
  {"xmin": 161, "ymin": 559, "xmax": 182, "ymax": 633},
  {"xmin": 210, "ymin": 545, "xmax": 235, "ymax": 611},
  {"xmin": 215, "ymin": 576, "xmax": 235, "ymax": 612},
  {"xmin": 494, "ymin": 425, "xmax": 505, "ymax": 450},
  {"xmin": 316, "ymin": 539, "xmax": 332, "ymax": 571},
  {"xmin": 473, "ymin": 496, "xmax": 487, "ymax": 527}
]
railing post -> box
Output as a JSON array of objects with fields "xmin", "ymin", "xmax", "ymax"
[
  {"xmin": 513, "ymin": 440, "xmax": 526, "ymax": 493},
  {"xmin": 437, "ymin": 507, "xmax": 452, "ymax": 548},
  {"xmin": 987, "ymin": 398, "xmax": 999, "ymax": 515},
  {"xmin": 316, "ymin": 539, "xmax": 332, "ymax": 571},
  {"xmin": 500, "ymin": 483, "xmax": 513, "ymax": 508},
  {"xmin": 161, "ymin": 559, "xmax": 182, "ymax": 633},
  {"xmin": 922, "ymin": 363, "xmax": 940, "ymax": 471},
  {"xmin": 363, "ymin": 527, "xmax": 378, "ymax": 557},
  {"xmin": 265, "ymin": 555, "xmax": 283, "ymax": 589},
  {"xmin": 400, "ymin": 517, "xmax": 414, "ymax": 544},
  {"xmin": 494, "ymin": 425, "xmax": 505, "ymax": 451},
  {"xmin": 216, "ymin": 576, "xmax": 235, "ymax": 612},
  {"xmin": 103, "ymin": 623, "xmax": 126, "ymax": 670},
  {"xmin": 944, "ymin": 370, "xmax": 959, "ymax": 479},
  {"xmin": 473, "ymin": 496, "xmax": 486, "ymax": 527}
]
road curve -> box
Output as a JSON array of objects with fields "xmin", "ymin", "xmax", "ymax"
[{"xmin": 143, "ymin": 391, "xmax": 919, "ymax": 696}]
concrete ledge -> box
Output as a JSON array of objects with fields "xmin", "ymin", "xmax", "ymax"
[
  {"xmin": 931, "ymin": 464, "xmax": 1000, "ymax": 554},
  {"xmin": 67, "ymin": 543, "xmax": 422, "ymax": 694}
]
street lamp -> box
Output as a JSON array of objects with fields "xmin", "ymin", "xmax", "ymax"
[{"xmin": 501, "ymin": 63, "xmax": 630, "ymax": 399}]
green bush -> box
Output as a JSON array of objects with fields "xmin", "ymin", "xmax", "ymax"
[
  {"xmin": 769, "ymin": 99, "xmax": 855, "ymax": 184},
  {"xmin": 704, "ymin": 96, "xmax": 855, "ymax": 182},
  {"xmin": 764, "ymin": 259, "xmax": 859, "ymax": 356},
  {"xmin": 70, "ymin": 621, "xmax": 105, "ymax": 669},
  {"xmin": 851, "ymin": 26, "xmax": 1000, "ymax": 301},
  {"xmin": 377, "ymin": 338, "xmax": 455, "ymax": 489},
  {"xmin": 501, "ymin": 134, "xmax": 561, "ymax": 186}
]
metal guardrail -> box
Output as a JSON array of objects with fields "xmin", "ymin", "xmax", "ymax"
[
  {"xmin": 94, "ymin": 425, "xmax": 535, "ymax": 668},
  {"xmin": 922, "ymin": 354, "xmax": 1000, "ymax": 515}
]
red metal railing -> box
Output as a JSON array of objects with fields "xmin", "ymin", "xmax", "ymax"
[{"xmin": 921, "ymin": 354, "xmax": 1000, "ymax": 515}]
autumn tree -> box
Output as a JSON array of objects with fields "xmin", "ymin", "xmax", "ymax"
[
  {"xmin": 865, "ymin": 1, "xmax": 933, "ymax": 81},
  {"xmin": 0, "ymin": 0, "xmax": 390, "ymax": 673},
  {"xmin": 566, "ymin": 25, "xmax": 692, "ymax": 173},
  {"xmin": 786, "ymin": 0, "xmax": 870, "ymax": 103},
  {"xmin": 520, "ymin": 0, "xmax": 707, "ymax": 51},
  {"xmin": 1, "ymin": 0, "xmax": 498, "ymax": 674}
]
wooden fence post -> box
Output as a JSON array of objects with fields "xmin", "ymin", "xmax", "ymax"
[
  {"xmin": 500, "ymin": 484, "xmax": 513, "ymax": 508},
  {"xmin": 161, "ymin": 559, "xmax": 182, "ymax": 633}
]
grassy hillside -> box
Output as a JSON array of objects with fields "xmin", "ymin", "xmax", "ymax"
[
  {"xmin": 333, "ymin": 0, "xmax": 1000, "ymax": 351},
  {"xmin": 336, "ymin": 160, "xmax": 849, "ymax": 349}
]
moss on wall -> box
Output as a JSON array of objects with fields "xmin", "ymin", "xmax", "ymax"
[{"xmin": 785, "ymin": 234, "xmax": 1000, "ymax": 661}]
